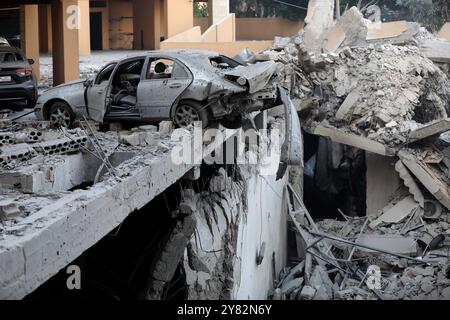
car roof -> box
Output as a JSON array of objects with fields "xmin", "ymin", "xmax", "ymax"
[{"xmin": 146, "ymin": 49, "xmax": 220, "ymax": 59}]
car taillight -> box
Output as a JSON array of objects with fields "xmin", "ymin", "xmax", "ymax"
[{"xmin": 16, "ymin": 69, "xmax": 32, "ymax": 77}]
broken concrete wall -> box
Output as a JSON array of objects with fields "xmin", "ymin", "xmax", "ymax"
[
  {"xmin": 182, "ymin": 166, "xmax": 288, "ymax": 300},
  {"xmin": 233, "ymin": 170, "xmax": 287, "ymax": 299}
]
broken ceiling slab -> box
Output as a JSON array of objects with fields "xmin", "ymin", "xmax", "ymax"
[
  {"xmin": 313, "ymin": 124, "xmax": 395, "ymax": 156},
  {"xmin": 356, "ymin": 234, "xmax": 417, "ymax": 256},
  {"xmin": 0, "ymin": 200, "xmax": 20, "ymax": 220},
  {"xmin": 399, "ymin": 150, "xmax": 450, "ymax": 210},
  {"xmin": 369, "ymin": 196, "xmax": 420, "ymax": 229},
  {"xmin": 420, "ymin": 40, "xmax": 450, "ymax": 64},
  {"xmin": 366, "ymin": 21, "xmax": 408, "ymax": 41},
  {"xmin": 409, "ymin": 119, "xmax": 450, "ymax": 143}
]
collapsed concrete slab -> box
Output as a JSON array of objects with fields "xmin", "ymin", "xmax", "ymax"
[
  {"xmin": 314, "ymin": 124, "xmax": 396, "ymax": 156},
  {"xmin": 420, "ymin": 40, "xmax": 450, "ymax": 64},
  {"xmin": 0, "ymin": 124, "xmax": 239, "ymax": 299}
]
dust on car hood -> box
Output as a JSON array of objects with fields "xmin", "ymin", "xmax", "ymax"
[{"xmin": 223, "ymin": 61, "xmax": 278, "ymax": 94}]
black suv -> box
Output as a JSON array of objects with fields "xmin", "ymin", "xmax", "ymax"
[{"xmin": 0, "ymin": 46, "xmax": 38, "ymax": 108}]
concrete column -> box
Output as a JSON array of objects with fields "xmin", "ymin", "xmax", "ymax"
[
  {"xmin": 38, "ymin": 4, "xmax": 52, "ymax": 53},
  {"xmin": 164, "ymin": 0, "xmax": 193, "ymax": 38},
  {"xmin": 303, "ymin": 0, "xmax": 335, "ymax": 52},
  {"xmin": 208, "ymin": 0, "xmax": 213, "ymax": 27},
  {"xmin": 20, "ymin": 5, "xmax": 40, "ymax": 81},
  {"xmin": 209, "ymin": 0, "xmax": 229, "ymax": 25},
  {"xmin": 133, "ymin": 0, "xmax": 161, "ymax": 50},
  {"xmin": 51, "ymin": 0, "xmax": 80, "ymax": 85},
  {"xmin": 78, "ymin": 0, "xmax": 91, "ymax": 56}
]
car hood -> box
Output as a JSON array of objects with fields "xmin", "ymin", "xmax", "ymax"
[
  {"xmin": 223, "ymin": 61, "xmax": 278, "ymax": 94},
  {"xmin": 38, "ymin": 79, "xmax": 86, "ymax": 103},
  {"xmin": 52, "ymin": 79, "xmax": 86, "ymax": 89},
  {"xmin": 41, "ymin": 79, "xmax": 86, "ymax": 96}
]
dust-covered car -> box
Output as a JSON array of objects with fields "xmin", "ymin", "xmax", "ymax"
[{"xmin": 34, "ymin": 49, "xmax": 280, "ymax": 128}]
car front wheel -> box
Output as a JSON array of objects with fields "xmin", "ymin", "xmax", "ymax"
[
  {"xmin": 173, "ymin": 101, "xmax": 209, "ymax": 129},
  {"xmin": 48, "ymin": 101, "xmax": 74, "ymax": 128}
]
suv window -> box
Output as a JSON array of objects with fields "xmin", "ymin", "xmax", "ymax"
[
  {"xmin": 0, "ymin": 52, "xmax": 17, "ymax": 63},
  {"xmin": 146, "ymin": 58, "xmax": 188, "ymax": 80}
]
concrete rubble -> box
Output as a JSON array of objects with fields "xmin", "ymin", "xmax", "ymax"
[
  {"xmin": 260, "ymin": 5, "xmax": 450, "ymax": 301},
  {"xmin": 4, "ymin": 2, "xmax": 450, "ymax": 300},
  {"xmin": 0, "ymin": 114, "xmax": 247, "ymax": 298}
]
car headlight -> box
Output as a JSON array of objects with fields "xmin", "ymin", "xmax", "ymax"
[{"xmin": 236, "ymin": 77, "xmax": 247, "ymax": 86}]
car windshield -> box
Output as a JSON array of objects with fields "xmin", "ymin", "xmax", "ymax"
[{"xmin": 209, "ymin": 55, "xmax": 241, "ymax": 69}]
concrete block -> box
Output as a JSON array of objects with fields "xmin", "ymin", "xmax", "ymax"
[
  {"xmin": 159, "ymin": 121, "xmax": 174, "ymax": 135},
  {"xmin": 335, "ymin": 90, "xmax": 360, "ymax": 121},
  {"xmin": 0, "ymin": 200, "xmax": 20, "ymax": 220},
  {"xmin": 300, "ymin": 285, "xmax": 316, "ymax": 300}
]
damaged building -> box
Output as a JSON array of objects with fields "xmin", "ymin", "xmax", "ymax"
[{"xmin": 2, "ymin": 0, "xmax": 450, "ymax": 302}]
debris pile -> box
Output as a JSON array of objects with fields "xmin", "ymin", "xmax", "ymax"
[
  {"xmin": 303, "ymin": 44, "xmax": 450, "ymax": 149},
  {"xmin": 260, "ymin": 5, "xmax": 450, "ymax": 300},
  {"xmin": 270, "ymin": 184, "xmax": 450, "ymax": 300},
  {"xmin": 0, "ymin": 122, "xmax": 90, "ymax": 168}
]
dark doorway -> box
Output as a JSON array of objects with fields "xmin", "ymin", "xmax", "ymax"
[{"xmin": 90, "ymin": 12, "xmax": 102, "ymax": 50}]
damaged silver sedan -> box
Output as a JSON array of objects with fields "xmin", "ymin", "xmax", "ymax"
[{"xmin": 34, "ymin": 50, "xmax": 280, "ymax": 129}]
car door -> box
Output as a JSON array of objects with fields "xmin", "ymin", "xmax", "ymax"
[
  {"xmin": 136, "ymin": 57, "xmax": 192, "ymax": 119},
  {"xmin": 86, "ymin": 62, "xmax": 116, "ymax": 122}
]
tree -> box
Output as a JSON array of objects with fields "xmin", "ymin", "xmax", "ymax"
[
  {"xmin": 194, "ymin": 2, "xmax": 209, "ymax": 18},
  {"xmin": 230, "ymin": 0, "xmax": 309, "ymax": 20},
  {"xmin": 339, "ymin": 0, "xmax": 448, "ymax": 30}
]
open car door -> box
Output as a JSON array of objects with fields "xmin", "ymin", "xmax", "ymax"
[{"xmin": 86, "ymin": 62, "xmax": 116, "ymax": 122}]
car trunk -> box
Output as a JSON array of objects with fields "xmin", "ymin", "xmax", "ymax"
[{"xmin": 0, "ymin": 62, "xmax": 30, "ymax": 85}]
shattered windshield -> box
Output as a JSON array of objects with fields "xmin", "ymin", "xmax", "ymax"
[{"xmin": 209, "ymin": 55, "xmax": 241, "ymax": 69}]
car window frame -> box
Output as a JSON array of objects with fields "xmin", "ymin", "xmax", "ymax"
[
  {"xmin": 94, "ymin": 62, "xmax": 117, "ymax": 85},
  {"xmin": 144, "ymin": 57, "xmax": 190, "ymax": 81}
]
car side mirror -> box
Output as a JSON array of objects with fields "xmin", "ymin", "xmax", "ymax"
[{"xmin": 28, "ymin": 59, "xmax": 34, "ymax": 65}]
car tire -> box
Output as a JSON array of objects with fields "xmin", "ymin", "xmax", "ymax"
[
  {"xmin": 48, "ymin": 101, "xmax": 74, "ymax": 128},
  {"xmin": 218, "ymin": 113, "xmax": 244, "ymax": 129},
  {"xmin": 173, "ymin": 100, "xmax": 209, "ymax": 129}
]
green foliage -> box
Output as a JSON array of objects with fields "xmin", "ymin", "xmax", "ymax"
[
  {"xmin": 194, "ymin": 2, "xmax": 209, "ymax": 18},
  {"xmin": 228, "ymin": 0, "xmax": 448, "ymax": 30},
  {"xmin": 230, "ymin": 0, "xmax": 308, "ymax": 21},
  {"xmin": 339, "ymin": 0, "xmax": 448, "ymax": 30}
]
